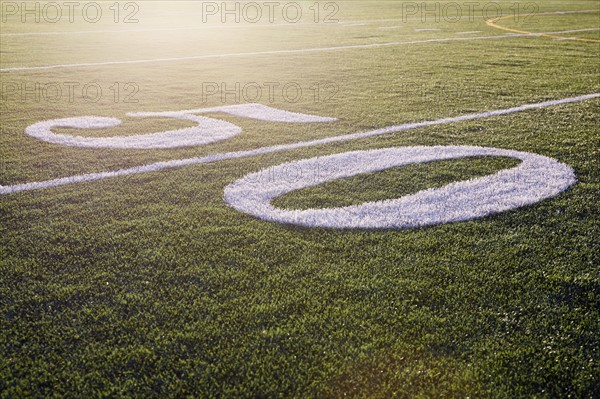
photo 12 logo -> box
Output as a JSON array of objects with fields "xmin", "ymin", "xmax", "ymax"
[
  {"xmin": 1, "ymin": 2, "xmax": 140, "ymax": 23},
  {"xmin": 400, "ymin": 1, "xmax": 539, "ymax": 23},
  {"xmin": 201, "ymin": 81, "xmax": 339, "ymax": 104},
  {"xmin": 1, "ymin": 81, "xmax": 139, "ymax": 103},
  {"xmin": 200, "ymin": 1, "xmax": 340, "ymax": 23}
]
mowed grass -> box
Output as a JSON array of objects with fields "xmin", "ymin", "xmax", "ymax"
[
  {"xmin": 1, "ymin": 1, "xmax": 599, "ymax": 397},
  {"xmin": 273, "ymin": 157, "xmax": 521, "ymax": 210}
]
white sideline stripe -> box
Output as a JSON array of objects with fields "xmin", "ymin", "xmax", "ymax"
[
  {"xmin": 415, "ymin": 28, "xmax": 441, "ymax": 32},
  {"xmin": 456, "ymin": 31, "xmax": 482, "ymax": 35},
  {"xmin": 0, "ymin": 29, "xmax": 584, "ymax": 72},
  {"xmin": 1, "ymin": 93, "xmax": 598, "ymax": 195}
]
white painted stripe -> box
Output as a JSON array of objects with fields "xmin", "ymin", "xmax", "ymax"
[
  {"xmin": 3, "ymin": 27, "xmax": 593, "ymax": 73},
  {"xmin": 1, "ymin": 93, "xmax": 597, "ymax": 195},
  {"xmin": 379, "ymin": 26, "xmax": 402, "ymax": 30},
  {"xmin": 456, "ymin": 31, "xmax": 483, "ymax": 35},
  {"xmin": 415, "ymin": 28, "xmax": 441, "ymax": 32},
  {"xmin": 0, "ymin": 31, "xmax": 571, "ymax": 72}
]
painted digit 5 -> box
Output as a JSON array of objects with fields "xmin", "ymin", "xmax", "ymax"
[{"xmin": 24, "ymin": 104, "xmax": 336, "ymax": 149}]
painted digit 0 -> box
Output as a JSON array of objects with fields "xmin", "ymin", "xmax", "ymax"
[{"xmin": 224, "ymin": 146, "xmax": 576, "ymax": 229}]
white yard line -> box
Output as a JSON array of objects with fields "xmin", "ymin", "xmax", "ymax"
[
  {"xmin": 1, "ymin": 93, "xmax": 597, "ymax": 195},
  {"xmin": 456, "ymin": 31, "xmax": 483, "ymax": 35},
  {"xmin": 0, "ymin": 29, "xmax": 586, "ymax": 72},
  {"xmin": 549, "ymin": 28, "xmax": 600, "ymax": 40}
]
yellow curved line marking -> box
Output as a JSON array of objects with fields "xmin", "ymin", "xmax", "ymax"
[{"xmin": 486, "ymin": 10, "xmax": 600, "ymax": 43}]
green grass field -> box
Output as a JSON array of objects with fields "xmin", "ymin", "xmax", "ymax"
[{"xmin": 1, "ymin": 1, "xmax": 599, "ymax": 397}]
